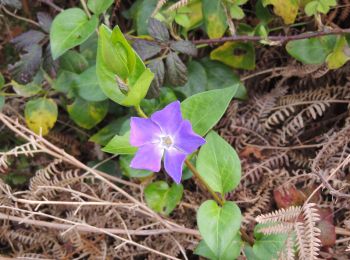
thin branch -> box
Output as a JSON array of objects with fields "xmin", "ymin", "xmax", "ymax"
[
  {"xmin": 192, "ymin": 28, "xmax": 350, "ymax": 45},
  {"xmin": 1, "ymin": 6, "xmax": 40, "ymax": 27}
]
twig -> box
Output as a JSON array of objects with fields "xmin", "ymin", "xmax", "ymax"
[
  {"xmin": 80, "ymin": 0, "xmax": 92, "ymax": 18},
  {"xmin": 192, "ymin": 28, "xmax": 350, "ymax": 45},
  {"xmin": 1, "ymin": 6, "xmax": 40, "ymax": 27},
  {"xmin": 39, "ymin": 0, "xmax": 63, "ymax": 12}
]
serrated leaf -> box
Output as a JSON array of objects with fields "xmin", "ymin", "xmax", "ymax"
[
  {"xmin": 165, "ymin": 52, "xmax": 187, "ymax": 86},
  {"xmin": 11, "ymin": 30, "xmax": 46, "ymax": 50},
  {"xmin": 148, "ymin": 18, "xmax": 169, "ymax": 41},
  {"xmin": 170, "ymin": 40, "xmax": 198, "ymax": 56},
  {"xmin": 87, "ymin": 0, "xmax": 114, "ymax": 15},
  {"xmin": 9, "ymin": 45, "xmax": 42, "ymax": 84},
  {"xmin": 146, "ymin": 59, "xmax": 165, "ymax": 99},
  {"xmin": 25, "ymin": 98, "xmax": 58, "ymax": 135},
  {"xmin": 262, "ymin": 0, "xmax": 299, "ymax": 24},
  {"xmin": 11, "ymin": 81, "xmax": 42, "ymax": 97},
  {"xmin": 0, "ymin": 0, "xmax": 22, "ymax": 9},
  {"xmin": 75, "ymin": 66, "xmax": 107, "ymax": 102},
  {"xmin": 37, "ymin": 12, "xmax": 52, "ymax": 33},
  {"xmin": 102, "ymin": 131, "xmax": 137, "ymax": 155},
  {"xmin": 197, "ymin": 200, "xmax": 242, "ymax": 259},
  {"xmin": 210, "ymin": 42, "xmax": 255, "ymax": 70},
  {"xmin": 59, "ymin": 50, "xmax": 89, "ymax": 74},
  {"xmin": 144, "ymin": 181, "xmax": 183, "ymax": 215},
  {"xmin": 181, "ymin": 87, "xmax": 238, "ymax": 136},
  {"xmin": 50, "ymin": 8, "xmax": 98, "ymax": 59},
  {"xmin": 67, "ymin": 98, "xmax": 108, "ymax": 129},
  {"xmin": 202, "ymin": 0, "xmax": 227, "ymax": 38},
  {"xmin": 132, "ymin": 39, "xmax": 162, "ymax": 60}
]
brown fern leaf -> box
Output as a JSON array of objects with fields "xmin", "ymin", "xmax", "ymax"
[
  {"xmin": 256, "ymin": 206, "xmax": 302, "ymax": 224},
  {"xmin": 167, "ymin": 0, "xmax": 189, "ymax": 11},
  {"xmin": 302, "ymin": 203, "xmax": 321, "ymax": 259}
]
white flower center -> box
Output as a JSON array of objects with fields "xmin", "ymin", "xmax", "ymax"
[{"xmin": 160, "ymin": 135, "xmax": 173, "ymax": 149}]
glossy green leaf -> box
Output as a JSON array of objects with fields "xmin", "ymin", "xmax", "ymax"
[
  {"xmin": 286, "ymin": 35, "xmax": 337, "ymax": 64},
  {"xmin": 253, "ymin": 224, "xmax": 289, "ymax": 260},
  {"xmin": 304, "ymin": 0, "xmax": 336, "ymax": 16},
  {"xmin": 0, "ymin": 73, "xmax": 4, "ymax": 88},
  {"xmin": 181, "ymin": 87, "xmax": 238, "ymax": 136},
  {"xmin": 326, "ymin": 36, "xmax": 350, "ymax": 69},
  {"xmin": 96, "ymin": 25, "xmax": 154, "ymax": 106},
  {"xmin": 87, "ymin": 0, "xmax": 114, "ymax": 15},
  {"xmin": 144, "ymin": 181, "xmax": 183, "ymax": 215},
  {"xmin": 0, "ymin": 96, "xmax": 4, "ymax": 111},
  {"xmin": 230, "ymin": 4, "xmax": 245, "ymax": 19},
  {"xmin": 11, "ymin": 81, "xmax": 42, "ymax": 97},
  {"xmin": 119, "ymin": 155, "xmax": 153, "ymax": 178},
  {"xmin": 59, "ymin": 50, "xmax": 89, "ymax": 73},
  {"xmin": 102, "ymin": 131, "xmax": 137, "ymax": 155},
  {"xmin": 67, "ymin": 98, "xmax": 108, "ymax": 129},
  {"xmin": 89, "ymin": 117, "xmax": 127, "ymax": 146},
  {"xmin": 25, "ymin": 98, "xmax": 58, "ymax": 135},
  {"xmin": 50, "ymin": 8, "xmax": 98, "ymax": 59},
  {"xmin": 135, "ymin": 0, "xmax": 158, "ymax": 35},
  {"xmin": 75, "ymin": 66, "xmax": 107, "ymax": 101},
  {"xmin": 211, "ymin": 42, "xmax": 255, "ymax": 70},
  {"xmin": 195, "ymin": 234, "xmax": 242, "ymax": 260},
  {"xmin": 262, "ymin": 0, "xmax": 299, "ymax": 24},
  {"xmin": 197, "ymin": 131, "xmax": 241, "ymax": 196},
  {"xmin": 197, "ymin": 200, "xmax": 242, "ymax": 259},
  {"xmin": 174, "ymin": 0, "xmax": 203, "ymax": 31},
  {"xmin": 202, "ymin": 0, "xmax": 227, "ymax": 38},
  {"xmin": 178, "ymin": 61, "xmax": 207, "ymax": 97},
  {"xmin": 53, "ymin": 70, "xmax": 78, "ymax": 95}
]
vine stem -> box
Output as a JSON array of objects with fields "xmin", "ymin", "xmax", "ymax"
[
  {"xmin": 80, "ymin": 0, "xmax": 91, "ymax": 18},
  {"xmin": 134, "ymin": 105, "xmax": 224, "ymax": 206}
]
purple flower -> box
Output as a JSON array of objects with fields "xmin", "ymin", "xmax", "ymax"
[{"xmin": 129, "ymin": 101, "xmax": 206, "ymax": 183}]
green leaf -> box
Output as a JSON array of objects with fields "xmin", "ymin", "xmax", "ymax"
[
  {"xmin": 195, "ymin": 235, "xmax": 242, "ymax": 260},
  {"xmin": 119, "ymin": 155, "xmax": 153, "ymax": 178},
  {"xmin": 197, "ymin": 131, "xmax": 241, "ymax": 196},
  {"xmin": 305, "ymin": 0, "xmax": 337, "ymax": 16},
  {"xmin": 102, "ymin": 131, "xmax": 137, "ymax": 155},
  {"xmin": 210, "ymin": 42, "xmax": 255, "ymax": 70},
  {"xmin": 262, "ymin": 0, "xmax": 299, "ymax": 24},
  {"xmin": 165, "ymin": 52, "xmax": 188, "ymax": 86},
  {"xmin": 59, "ymin": 50, "xmax": 89, "ymax": 73},
  {"xmin": 11, "ymin": 81, "xmax": 42, "ymax": 97},
  {"xmin": 197, "ymin": 200, "xmax": 242, "ymax": 259},
  {"xmin": 75, "ymin": 66, "xmax": 107, "ymax": 101},
  {"xmin": 142, "ymin": 87, "xmax": 178, "ymax": 115},
  {"xmin": 144, "ymin": 181, "xmax": 183, "ymax": 215},
  {"xmin": 67, "ymin": 98, "xmax": 108, "ymax": 129},
  {"xmin": 87, "ymin": 0, "xmax": 114, "ymax": 15},
  {"xmin": 24, "ymin": 98, "xmax": 58, "ymax": 135},
  {"xmin": 53, "ymin": 70, "xmax": 78, "ymax": 95},
  {"xmin": 286, "ymin": 35, "xmax": 337, "ymax": 64},
  {"xmin": 0, "ymin": 73, "xmax": 4, "ymax": 88},
  {"xmin": 135, "ymin": 0, "xmax": 158, "ymax": 35},
  {"xmin": 304, "ymin": 1, "xmax": 318, "ymax": 15},
  {"xmin": 202, "ymin": 0, "xmax": 227, "ymax": 38},
  {"xmin": 181, "ymin": 87, "xmax": 238, "ymax": 136},
  {"xmin": 0, "ymin": 96, "xmax": 4, "ymax": 111},
  {"xmin": 201, "ymin": 58, "xmax": 247, "ymax": 99},
  {"xmin": 50, "ymin": 8, "xmax": 98, "ymax": 59},
  {"xmin": 178, "ymin": 61, "xmax": 207, "ymax": 97},
  {"xmin": 96, "ymin": 25, "xmax": 154, "ymax": 106},
  {"xmin": 230, "ymin": 4, "xmax": 245, "ymax": 19},
  {"xmin": 89, "ymin": 117, "xmax": 127, "ymax": 146},
  {"xmin": 326, "ymin": 36, "xmax": 350, "ymax": 69},
  {"xmin": 253, "ymin": 224, "xmax": 289, "ymax": 260}
]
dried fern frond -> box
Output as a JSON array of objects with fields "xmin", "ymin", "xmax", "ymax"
[
  {"xmin": 256, "ymin": 206, "xmax": 302, "ymax": 224},
  {"xmin": 257, "ymin": 222, "xmax": 294, "ymax": 235},
  {"xmin": 302, "ymin": 203, "xmax": 321, "ymax": 259},
  {"xmin": 167, "ymin": 0, "xmax": 189, "ymax": 11}
]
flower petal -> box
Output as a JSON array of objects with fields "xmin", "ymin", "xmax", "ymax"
[
  {"xmin": 150, "ymin": 101, "xmax": 182, "ymax": 135},
  {"xmin": 174, "ymin": 120, "xmax": 206, "ymax": 154},
  {"xmin": 130, "ymin": 117, "xmax": 161, "ymax": 147},
  {"xmin": 164, "ymin": 148, "xmax": 186, "ymax": 184},
  {"xmin": 130, "ymin": 144, "xmax": 163, "ymax": 172}
]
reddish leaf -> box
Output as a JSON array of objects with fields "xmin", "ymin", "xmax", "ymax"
[{"xmin": 273, "ymin": 185, "xmax": 304, "ymax": 209}]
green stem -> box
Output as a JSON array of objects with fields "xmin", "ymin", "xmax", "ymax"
[
  {"xmin": 80, "ymin": 0, "xmax": 91, "ymax": 18},
  {"xmin": 133, "ymin": 105, "xmax": 225, "ymax": 206}
]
